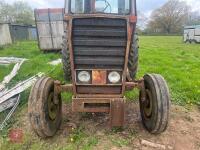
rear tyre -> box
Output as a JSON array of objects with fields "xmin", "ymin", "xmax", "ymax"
[
  {"xmin": 128, "ymin": 33, "xmax": 139, "ymax": 80},
  {"xmin": 139, "ymin": 74, "xmax": 170, "ymax": 134},
  {"xmin": 62, "ymin": 30, "xmax": 71, "ymax": 81},
  {"xmin": 28, "ymin": 77, "xmax": 62, "ymax": 137}
]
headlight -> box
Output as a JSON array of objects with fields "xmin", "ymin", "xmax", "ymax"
[
  {"xmin": 108, "ymin": 71, "xmax": 121, "ymax": 84},
  {"xmin": 78, "ymin": 71, "xmax": 91, "ymax": 83}
]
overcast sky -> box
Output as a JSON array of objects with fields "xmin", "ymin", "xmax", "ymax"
[{"xmin": 5, "ymin": 0, "xmax": 200, "ymax": 15}]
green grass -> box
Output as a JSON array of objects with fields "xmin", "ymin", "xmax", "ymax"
[
  {"xmin": 0, "ymin": 37, "xmax": 199, "ymax": 149},
  {"xmin": 136, "ymin": 36, "xmax": 200, "ymax": 105},
  {"xmin": 0, "ymin": 64, "xmax": 15, "ymax": 81},
  {"xmin": 0, "ymin": 41, "xmax": 70, "ymax": 104}
]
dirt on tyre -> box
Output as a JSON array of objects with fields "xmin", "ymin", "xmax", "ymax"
[
  {"xmin": 139, "ymin": 74, "xmax": 170, "ymax": 134},
  {"xmin": 28, "ymin": 77, "xmax": 62, "ymax": 138}
]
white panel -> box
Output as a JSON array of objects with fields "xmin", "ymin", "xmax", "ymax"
[
  {"xmin": 183, "ymin": 29, "xmax": 189, "ymax": 42},
  {"xmin": 51, "ymin": 21, "xmax": 64, "ymax": 49},
  {"xmin": 195, "ymin": 28, "xmax": 200, "ymax": 36},
  {"xmin": 39, "ymin": 37, "xmax": 53, "ymax": 50},
  {"xmin": 36, "ymin": 20, "xmax": 64, "ymax": 50},
  {"xmin": 51, "ymin": 21, "xmax": 64, "ymax": 36},
  {"xmin": 194, "ymin": 35, "xmax": 200, "ymax": 42},
  {"xmin": 37, "ymin": 22, "xmax": 51, "ymax": 36},
  {"xmin": 37, "ymin": 22, "xmax": 53, "ymax": 50},
  {"xmin": 0, "ymin": 24, "xmax": 12, "ymax": 46},
  {"xmin": 188, "ymin": 29, "xmax": 195, "ymax": 39}
]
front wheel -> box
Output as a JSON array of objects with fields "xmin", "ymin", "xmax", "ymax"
[
  {"xmin": 28, "ymin": 77, "xmax": 62, "ymax": 137},
  {"xmin": 139, "ymin": 74, "xmax": 170, "ymax": 134}
]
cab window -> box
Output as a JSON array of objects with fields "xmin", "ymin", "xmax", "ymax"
[{"xmin": 71, "ymin": 0, "xmax": 130, "ymax": 14}]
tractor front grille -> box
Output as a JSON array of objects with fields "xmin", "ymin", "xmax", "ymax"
[
  {"xmin": 72, "ymin": 18, "xmax": 127, "ymax": 95},
  {"xmin": 72, "ymin": 18, "xmax": 127, "ymax": 70}
]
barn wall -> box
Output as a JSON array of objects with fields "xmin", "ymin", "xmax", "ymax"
[
  {"xmin": 8, "ymin": 24, "xmax": 37, "ymax": 42},
  {"xmin": 0, "ymin": 24, "xmax": 12, "ymax": 46},
  {"xmin": 9, "ymin": 25, "xmax": 29, "ymax": 42}
]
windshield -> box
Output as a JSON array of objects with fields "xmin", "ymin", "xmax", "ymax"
[{"xmin": 71, "ymin": 0, "xmax": 130, "ymax": 14}]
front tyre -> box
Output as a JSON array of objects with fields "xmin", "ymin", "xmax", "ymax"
[
  {"xmin": 28, "ymin": 77, "xmax": 62, "ymax": 137},
  {"xmin": 139, "ymin": 74, "xmax": 170, "ymax": 134}
]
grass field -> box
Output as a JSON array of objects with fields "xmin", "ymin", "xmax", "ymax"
[
  {"xmin": 0, "ymin": 36, "xmax": 200, "ymax": 149},
  {"xmin": 137, "ymin": 36, "xmax": 200, "ymax": 105}
]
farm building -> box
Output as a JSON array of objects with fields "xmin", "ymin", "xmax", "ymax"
[
  {"xmin": 184, "ymin": 25, "xmax": 200, "ymax": 44},
  {"xmin": 0, "ymin": 23, "xmax": 37, "ymax": 46},
  {"xmin": 34, "ymin": 8, "xmax": 65, "ymax": 51},
  {"xmin": 10, "ymin": 24, "xmax": 37, "ymax": 41}
]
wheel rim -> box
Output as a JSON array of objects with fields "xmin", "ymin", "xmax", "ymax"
[
  {"xmin": 143, "ymin": 89, "xmax": 153, "ymax": 119},
  {"xmin": 48, "ymin": 92, "xmax": 59, "ymax": 120}
]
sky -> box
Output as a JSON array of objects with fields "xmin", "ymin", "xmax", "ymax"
[{"xmin": 5, "ymin": 0, "xmax": 200, "ymax": 15}]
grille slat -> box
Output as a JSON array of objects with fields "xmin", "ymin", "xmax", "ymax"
[
  {"xmin": 74, "ymin": 29, "xmax": 126, "ymax": 37},
  {"xmin": 72, "ymin": 17, "xmax": 127, "ymax": 70},
  {"xmin": 74, "ymin": 49, "xmax": 125, "ymax": 56},
  {"xmin": 73, "ymin": 18, "xmax": 126, "ymax": 27},
  {"xmin": 75, "ymin": 56, "xmax": 125, "ymax": 65},
  {"xmin": 73, "ymin": 39, "xmax": 126, "ymax": 47}
]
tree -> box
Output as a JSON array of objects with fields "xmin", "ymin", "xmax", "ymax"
[
  {"xmin": 187, "ymin": 11, "xmax": 200, "ymax": 25},
  {"xmin": 147, "ymin": 0, "xmax": 190, "ymax": 34},
  {"xmin": 137, "ymin": 11, "xmax": 148, "ymax": 30},
  {"xmin": 0, "ymin": 0, "xmax": 34, "ymax": 25},
  {"xmin": 0, "ymin": 0, "xmax": 14, "ymax": 23}
]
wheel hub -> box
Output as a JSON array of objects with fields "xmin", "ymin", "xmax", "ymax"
[
  {"xmin": 48, "ymin": 92, "xmax": 59, "ymax": 120},
  {"xmin": 143, "ymin": 89, "xmax": 153, "ymax": 119}
]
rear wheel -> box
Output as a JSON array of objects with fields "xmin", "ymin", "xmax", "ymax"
[
  {"xmin": 139, "ymin": 74, "xmax": 170, "ymax": 134},
  {"xmin": 128, "ymin": 33, "xmax": 139, "ymax": 80},
  {"xmin": 62, "ymin": 30, "xmax": 71, "ymax": 81},
  {"xmin": 28, "ymin": 77, "xmax": 62, "ymax": 137}
]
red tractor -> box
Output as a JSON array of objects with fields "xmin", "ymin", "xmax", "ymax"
[{"xmin": 28, "ymin": 0, "xmax": 170, "ymax": 137}]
